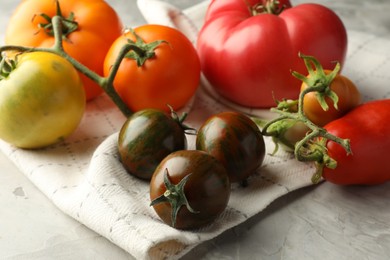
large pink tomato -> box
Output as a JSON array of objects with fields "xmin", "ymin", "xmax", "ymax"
[{"xmin": 197, "ymin": 0, "xmax": 347, "ymax": 108}]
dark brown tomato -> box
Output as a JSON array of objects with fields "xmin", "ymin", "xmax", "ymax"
[
  {"xmin": 196, "ymin": 111, "xmax": 266, "ymax": 183},
  {"xmin": 118, "ymin": 109, "xmax": 187, "ymax": 180},
  {"xmin": 150, "ymin": 150, "xmax": 230, "ymax": 230}
]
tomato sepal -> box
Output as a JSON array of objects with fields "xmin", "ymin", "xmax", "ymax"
[
  {"xmin": 123, "ymin": 28, "xmax": 168, "ymax": 67},
  {"xmin": 259, "ymin": 54, "xmax": 353, "ymax": 183},
  {"xmin": 292, "ymin": 53, "xmax": 341, "ymax": 112},
  {"xmin": 0, "ymin": 54, "xmax": 17, "ymax": 79},
  {"xmin": 168, "ymin": 105, "xmax": 197, "ymax": 135},
  {"xmin": 150, "ymin": 169, "xmax": 199, "ymax": 228},
  {"xmin": 37, "ymin": 0, "xmax": 78, "ymax": 39}
]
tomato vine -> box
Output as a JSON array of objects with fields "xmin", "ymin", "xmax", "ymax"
[
  {"xmin": 0, "ymin": 15, "xmax": 133, "ymax": 116},
  {"xmin": 260, "ymin": 54, "xmax": 352, "ymax": 183}
]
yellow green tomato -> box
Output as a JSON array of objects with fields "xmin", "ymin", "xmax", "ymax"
[{"xmin": 0, "ymin": 51, "xmax": 86, "ymax": 149}]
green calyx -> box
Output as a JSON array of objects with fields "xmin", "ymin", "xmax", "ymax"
[
  {"xmin": 150, "ymin": 169, "xmax": 199, "ymax": 228},
  {"xmin": 124, "ymin": 28, "xmax": 168, "ymax": 67},
  {"xmin": 248, "ymin": 0, "xmax": 286, "ymax": 16},
  {"xmin": 266, "ymin": 118, "xmax": 302, "ymax": 154},
  {"xmin": 37, "ymin": 0, "xmax": 78, "ymax": 40},
  {"xmin": 0, "ymin": 54, "xmax": 17, "ymax": 80},
  {"xmin": 168, "ymin": 105, "xmax": 197, "ymax": 135},
  {"xmin": 258, "ymin": 53, "xmax": 352, "ymax": 183},
  {"xmin": 292, "ymin": 53, "xmax": 341, "ymax": 112}
]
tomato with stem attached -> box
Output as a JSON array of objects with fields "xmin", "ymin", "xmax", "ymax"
[
  {"xmin": 104, "ymin": 24, "xmax": 201, "ymax": 112},
  {"xmin": 150, "ymin": 150, "xmax": 230, "ymax": 229},
  {"xmin": 294, "ymin": 55, "xmax": 361, "ymax": 127},
  {"xmin": 0, "ymin": 52, "xmax": 85, "ymax": 149},
  {"xmin": 312, "ymin": 99, "xmax": 390, "ymax": 185},
  {"xmin": 5, "ymin": 0, "xmax": 123, "ymax": 101}
]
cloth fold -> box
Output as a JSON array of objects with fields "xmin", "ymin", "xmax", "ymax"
[{"xmin": 1, "ymin": 0, "xmax": 390, "ymax": 259}]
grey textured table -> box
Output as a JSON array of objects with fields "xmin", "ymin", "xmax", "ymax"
[{"xmin": 1, "ymin": 0, "xmax": 390, "ymax": 259}]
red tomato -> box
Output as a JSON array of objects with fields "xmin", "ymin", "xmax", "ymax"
[
  {"xmin": 197, "ymin": 0, "xmax": 347, "ymax": 108},
  {"xmin": 5, "ymin": 0, "xmax": 123, "ymax": 101},
  {"xmin": 104, "ymin": 25, "xmax": 201, "ymax": 112},
  {"xmin": 321, "ymin": 99, "xmax": 390, "ymax": 185}
]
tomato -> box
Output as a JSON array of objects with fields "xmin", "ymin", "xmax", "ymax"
[
  {"xmin": 197, "ymin": 0, "xmax": 347, "ymax": 108},
  {"xmin": 301, "ymin": 70, "xmax": 361, "ymax": 126},
  {"xmin": 196, "ymin": 111, "xmax": 265, "ymax": 183},
  {"xmin": 103, "ymin": 24, "xmax": 201, "ymax": 112},
  {"xmin": 319, "ymin": 100, "xmax": 390, "ymax": 185},
  {"xmin": 5, "ymin": 0, "xmax": 123, "ymax": 101},
  {"xmin": 0, "ymin": 52, "xmax": 85, "ymax": 149},
  {"xmin": 118, "ymin": 108, "xmax": 190, "ymax": 180},
  {"xmin": 150, "ymin": 150, "xmax": 230, "ymax": 229}
]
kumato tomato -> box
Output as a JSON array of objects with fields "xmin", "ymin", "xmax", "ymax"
[
  {"xmin": 150, "ymin": 150, "xmax": 230, "ymax": 229},
  {"xmin": 118, "ymin": 108, "xmax": 191, "ymax": 180},
  {"xmin": 196, "ymin": 111, "xmax": 266, "ymax": 183},
  {"xmin": 0, "ymin": 52, "xmax": 85, "ymax": 149}
]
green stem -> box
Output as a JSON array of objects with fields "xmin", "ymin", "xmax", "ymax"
[
  {"xmin": 248, "ymin": 0, "xmax": 286, "ymax": 16},
  {"xmin": 150, "ymin": 169, "xmax": 199, "ymax": 228},
  {"xmin": 0, "ymin": 15, "xmax": 133, "ymax": 117},
  {"xmin": 51, "ymin": 16, "xmax": 132, "ymax": 117},
  {"xmin": 259, "ymin": 54, "xmax": 352, "ymax": 183}
]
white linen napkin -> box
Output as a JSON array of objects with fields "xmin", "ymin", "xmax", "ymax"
[{"xmin": 1, "ymin": 1, "xmax": 389, "ymax": 259}]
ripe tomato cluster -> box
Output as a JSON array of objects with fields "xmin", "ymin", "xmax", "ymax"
[
  {"xmin": 118, "ymin": 108, "xmax": 265, "ymax": 229},
  {"xmin": 262, "ymin": 53, "xmax": 390, "ymax": 186},
  {"xmin": 0, "ymin": 0, "xmax": 200, "ymax": 149}
]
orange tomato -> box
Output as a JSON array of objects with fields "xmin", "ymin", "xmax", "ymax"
[
  {"xmin": 5, "ymin": 0, "xmax": 123, "ymax": 101},
  {"xmin": 301, "ymin": 70, "xmax": 361, "ymax": 126},
  {"xmin": 104, "ymin": 24, "xmax": 201, "ymax": 112}
]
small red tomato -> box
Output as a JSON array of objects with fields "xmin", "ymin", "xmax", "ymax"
[
  {"xmin": 150, "ymin": 150, "xmax": 230, "ymax": 229},
  {"xmin": 321, "ymin": 99, "xmax": 390, "ymax": 185}
]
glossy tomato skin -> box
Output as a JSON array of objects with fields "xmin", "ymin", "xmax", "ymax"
[
  {"xmin": 0, "ymin": 52, "xmax": 85, "ymax": 149},
  {"xmin": 322, "ymin": 99, "xmax": 390, "ymax": 185},
  {"xmin": 196, "ymin": 111, "xmax": 266, "ymax": 183},
  {"xmin": 118, "ymin": 109, "xmax": 187, "ymax": 180},
  {"xmin": 302, "ymin": 71, "xmax": 361, "ymax": 126},
  {"xmin": 197, "ymin": 0, "xmax": 347, "ymax": 108},
  {"xmin": 150, "ymin": 150, "xmax": 230, "ymax": 229},
  {"xmin": 5, "ymin": 0, "xmax": 123, "ymax": 101},
  {"xmin": 104, "ymin": 24, "xmax": 201, "ymax": 112}
]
